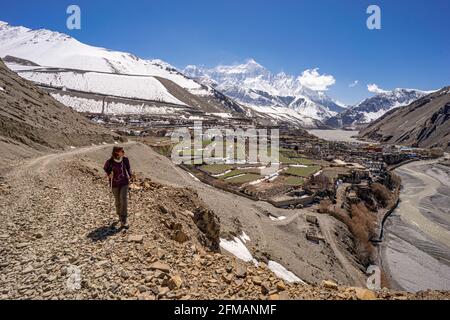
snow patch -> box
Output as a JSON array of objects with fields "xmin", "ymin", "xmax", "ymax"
[
  {"xmin": 267, "ymin": 261, "xmax": 305, "ymax": 284},
  {"xmin": 207, "ymin": 112, "xmax": 233, "ymax": 119},
  {"xmin": 269, "ymin": 215, "xmax": 287, "ymax": 221},
  {"xmin": 51, "ymin": 93, "xmax": 179, "ymax": 115},
  {"xmin": 224, "ymin": 173, "xmax": 246, "ymax": 180},
  {"xmin": 0, "ymin": 22, "xmax": 209, "ymax": 95},
  {"xmin": 220, "ymin": 237, "xmax": 257, "ymax": 265},
  {"xmin": 187, "ymin": 172, "xmax": 200, "ymax": 182},
  {"xmin": 18, "ymin": 70, "xmax": 185, "ymax": 105},
  {"xmin": 240, "ymin": 231, "xmax": 251, "ymax": 243},
  {"xmin": 248, "ymin": 178, "xmax": 265, "ymax": 185},
  {"xmin": 313, "ymin": 170, "xmax": 322, "ymax": 177},
  {"xmin": 212, "ymin": 170, "xmax": 232, "ymax": 178},
  {"xmin": 220, "ymin": 232, "xmax": 305, "ymax": 284}
]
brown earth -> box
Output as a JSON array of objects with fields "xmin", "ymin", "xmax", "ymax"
[
  {"xmin": 0, "ymin": 142, "xmax": 448, "ymax": 300},
  {"xmin": 0, "ymin": 58, "xmax": 118, "ymax": 162},
  {"xmin": 359, "ymin": 87, "xmax": 450, "ymax": 151}
]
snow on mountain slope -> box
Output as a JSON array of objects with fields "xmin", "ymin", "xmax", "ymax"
[
  {"xmin": 0, "ymin": 21, "xmax": 252, "ymax": 117},
  {"xmin": 0, "ymin": 21, "xmax": 209, "ymax": 96},
  {"xmin": 325, "ymin": 88, "xmax": 432, "ymax": 128},
  {"xmin": 246, "ymin": 104, "xmax": 323, "ymax": 128},
  {"xmin": 287, "ymin": 96, "xmax": 333, "ymax": 120},
  {"xmin": 16, "ymin": 69, "xmax": 186, "ymax": 105},
  {"xmin": 51, "ymin": 93, "xmax": 180, "ymax": 115},
  {"xmin": 183, "ymin": 60, "xmax": 345, "ymax": 123},
  {"xmin": 359, "ymin": 87, "xmax": 450, "ymax": 150}
]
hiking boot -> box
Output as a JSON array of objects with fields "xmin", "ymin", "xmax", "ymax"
[{"xmin": 120, "ymin": 221, "xmax": 129, "ymax": 230}]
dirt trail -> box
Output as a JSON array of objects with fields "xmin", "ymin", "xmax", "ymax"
[
  {"xmin": 0, "ymin": 141, "xmax": 275, "ymax": 299},
  {"xmin": 2, "ymin": 142, "xmax": 450, "ymax": 299},
  {"xmin": 3, "ymin": 142, "xmax": 360, "ymax": 284},
  {"xmin": 0, "ymin": 142, "xmax": 349, "ymax": 299}
]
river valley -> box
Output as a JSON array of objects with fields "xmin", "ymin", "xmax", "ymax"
[{"xmin": 381, "ymin": 161, "xmax": 450, "ymax": 292}]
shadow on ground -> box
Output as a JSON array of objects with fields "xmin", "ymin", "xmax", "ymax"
[{"xmin": 87, "ymin": 223, "xmax": 122, "ymax": 241}]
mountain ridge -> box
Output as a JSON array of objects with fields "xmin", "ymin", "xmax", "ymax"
[
  {"xmin": 358, "ymin": 87, "xmax": 450, "ymax": 150},
  {"xmin": 0, "ymin": 21, "xmax": 249, "ymax": 119},
  {"xmin": 0, "ymin": 20, "xmax": 440, "ymax": 130},
  {"xmin": 326, "ymin": 88, "xmax": 433, "ymax": 128},
  {"xmin": 183, "ymin": 60, "xmax": 346, "ymax": 124}
]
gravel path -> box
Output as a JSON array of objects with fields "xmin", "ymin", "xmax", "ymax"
[
  {"xmin": 77, "ymin": 142, "xmax": 360, "ymax": 285},
  {"xmin": 1, "ymin": 143, "xmax": 449, "ymax": 300}
]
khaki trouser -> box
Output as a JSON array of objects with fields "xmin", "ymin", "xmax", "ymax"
[{"xmin": 112, "ymin": 185, "xmax": 128, "ymax": 223}]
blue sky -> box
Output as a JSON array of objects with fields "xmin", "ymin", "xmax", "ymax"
[{"xmin": 1, "ymin": 0, "xmax": 449, "ymax": 104}]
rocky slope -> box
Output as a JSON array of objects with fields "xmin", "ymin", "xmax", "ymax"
[
  {"xmin": 0, "ymin": 58, "xmax": 117, "ymax": 161},
  {"xmin": 2, "ymin": 112, "xmax": 363, "ymax": 291},
  {"xmin": 0, "ymin": 143, "xmax": 448, "ymax": 300},
  {"xmin": 359, "ymin": 87, "xmax": 450, "ymax": 150},
  {"xmin": 326, "ymin": 89, "xmax": 431, "ymax": 128}
]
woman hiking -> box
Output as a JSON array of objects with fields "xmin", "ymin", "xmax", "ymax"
[{"xmin": 104, "ymin": 146, "xmax": 134, "ymax": 229}]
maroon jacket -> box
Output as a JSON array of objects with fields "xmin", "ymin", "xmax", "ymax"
[{"xmin": 104, "ymin": 157, "xmax": 132, "ymax": 188}]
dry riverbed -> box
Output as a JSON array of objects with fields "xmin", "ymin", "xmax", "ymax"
[{"xmin": 382, "ymin": 161, "xmax": 450, "ymax": 292}]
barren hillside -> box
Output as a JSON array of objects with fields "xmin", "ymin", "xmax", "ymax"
[
  {"xmin": 359, "ymin": 87, "xmax": 450, "ymax": 150},
  {"xmin": 0, "ymin": 142, "xmax": 448, "ymax": 300},
  {"xmin": 0, "ymin": 59, "xmax": 118, "ymax": 161}
]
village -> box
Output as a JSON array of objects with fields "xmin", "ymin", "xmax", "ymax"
[
  {"xmin": 100, "ymin": 116, "xmax": 441, "ymax": 211},
  {"xmin": 92, "ymin": 114, "xmax": 444, "ymax": 214},
  {"xmin": 91, "ymin": 114, "xmax": 446, "ymax": 266}
]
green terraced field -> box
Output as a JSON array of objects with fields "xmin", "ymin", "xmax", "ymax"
[
  {"xmin": 218, "ymin": 169, "xmax": 245, "ymax": 179},
  {"xmin": 200, "ymin": 164, "xmax": 234, "ymax": 174},
  {"xmin": 285, "ymin": 165, "xmax": 321, "ymax": 177},
  {"xmin": 225, "ymin": 173, "xmax": 262, "ymax": 184},
  {"xmin": 284, "ymin": 176, "xmax": 305, "ymax": 186},
  {"xmin": 293, "ymin": 158, "xmax": 314, "ymax": 165},
  {"xmin": 279, "ymin": 153, "xmax": 314, "ymax": 165}
]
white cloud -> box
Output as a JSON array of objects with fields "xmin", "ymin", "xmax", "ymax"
[
  {"xmin": 298, "ymin": 68, "xmax": 336, "ymax": 91},
  {"xmin": 349, "ymin": 80, "xmax": 359, "ymax": 88},
  {"xmin": 367, "ymin": 83, "xmax": 389, "ymax": 94}
]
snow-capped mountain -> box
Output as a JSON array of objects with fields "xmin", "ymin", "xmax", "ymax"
[
  {"xmin": 1, "ymin": 20, "xmax": 431, "ymax": 130},
  {"xmin": 0, "ymin": 22, "xmax": 202, "ymax": 93},
  {"xmin": 0, "ymin": 21, "xmax": 245, "ymax": 116},
  {"xmin": 325, "ymin": 88, "xmax": 432, "ymax": 128},
  {"xmin": 183, "ymin": 60, "xmax": 346, "ymax": 123}
]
